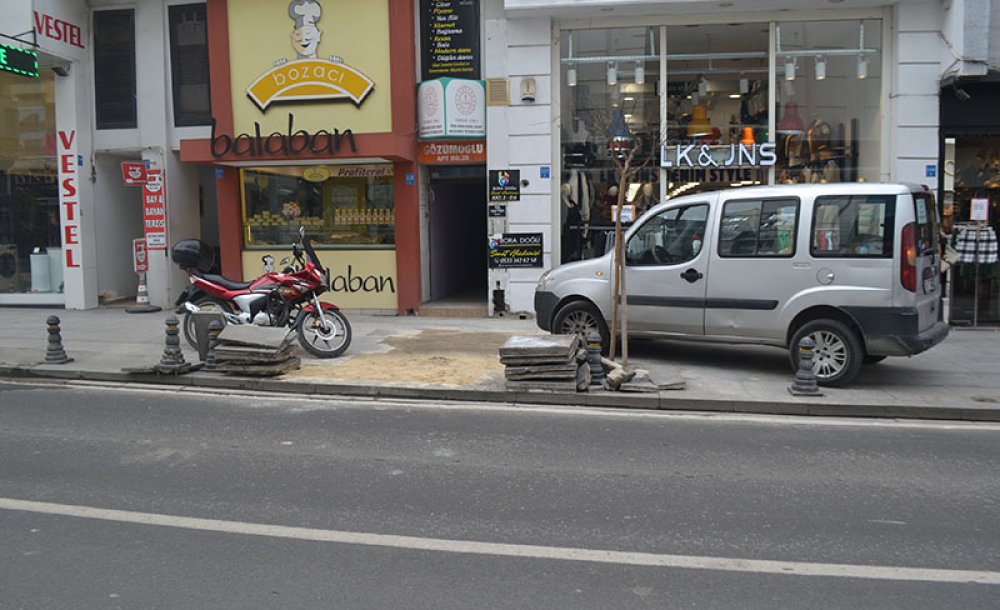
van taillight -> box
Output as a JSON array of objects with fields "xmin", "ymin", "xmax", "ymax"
[{"xmin": 901, "ymin": 222, "xmax": 917, "ymax": 292}]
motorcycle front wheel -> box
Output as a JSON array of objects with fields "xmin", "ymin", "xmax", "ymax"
[{"xmin": 297, "ymin": 309, "xmax": 352, "ymax": 358}]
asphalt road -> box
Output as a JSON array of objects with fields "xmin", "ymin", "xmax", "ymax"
[{"xmin": 1, "ymin": 381, "xmax": 999, "ymax": 609}]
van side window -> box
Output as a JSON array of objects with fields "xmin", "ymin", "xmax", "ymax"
[
  {"xmin": 811, "ymin": 195, "xmax": 896, "ymax": 258},
  {"xmin": 718, "ymin": 198, "xmax": 799, "ymax": 257},
  {"xmin": 625, "ymin": 203, "xmax": 709, "ymax": 266}
]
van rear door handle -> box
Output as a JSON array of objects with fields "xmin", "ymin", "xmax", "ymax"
[{"xmin": 681, "ymin": 268, "xmax": 703, "ymax": 283}]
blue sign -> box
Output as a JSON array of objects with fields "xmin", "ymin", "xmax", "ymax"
[
  {"xmin": 215, "ymin": 167, "xmax": 224, "ymax": 179},
  {"xmin": 540, "ymin": 166, "xmax": 550, "ymax": 179},
  {"xmin": 925, "ymin": 164, "xmax": 937, "ymax": 178},
  {"xmin": 405, "ymin": 172, "xmax": 416, "ymax": 185}
]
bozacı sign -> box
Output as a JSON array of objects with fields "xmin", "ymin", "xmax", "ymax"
[{"xmin": 242, "ymin": 0, "xmax": 376, "ymax": 112}]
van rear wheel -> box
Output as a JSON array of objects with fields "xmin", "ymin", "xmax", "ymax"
[
  {"xmin": 552, "ymin": 301, "xmax": 609, "ymax": 355},
  {"xmin": 789, "ymin": 319, "xmax": 863, "ymax": 387}
]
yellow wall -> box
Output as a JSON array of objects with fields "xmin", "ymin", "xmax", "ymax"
[
  {"xmin": 242, "ymin": 249, "xmax": 398, "ymax": 310},
  {"xmin": 228, "ymin": 0, "xmax": 391, "ymax": 134}
]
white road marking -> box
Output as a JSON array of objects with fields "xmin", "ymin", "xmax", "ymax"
[{"xmin": 2, "ymin": 497, "xmax": 998, "ymax": 585}]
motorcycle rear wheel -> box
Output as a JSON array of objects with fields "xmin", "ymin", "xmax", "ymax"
[
  {"xmin": 297, "ymin": 309, "xmax": 351, "ymax": 358},
  {"xmin": 182, "ymin": 298, "xmax": 232, "ymax": 350}
]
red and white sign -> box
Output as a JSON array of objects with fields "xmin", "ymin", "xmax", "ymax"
[
  {"xmin": 142, "ymin": 169, "xmax": 168, "ymax": 250},
  {"xmin": 34, "ymin": 10, "xmax": 84, "ymax": 49},
  {"xmin": 133, "ymin": 238, "xmax": 148, "ymax": 273},
  {"xmin": 121, "ymin": 161, "xmax": 147, "ymax": 186},
  {"xmin": 57, "ymin": 130, "xmax": 80, "ymax": 268}
]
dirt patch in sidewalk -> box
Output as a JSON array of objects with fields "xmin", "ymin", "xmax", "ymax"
[{"xmin": 286, "ymin": 329, "xmax": 517, "ymax": 386}]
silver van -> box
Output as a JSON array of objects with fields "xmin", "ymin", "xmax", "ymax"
[{"xmin": 534, "ymin": 183, "xmax": 950, "ymax": 386}]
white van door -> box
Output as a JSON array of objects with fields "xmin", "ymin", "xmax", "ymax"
[
  {"xmin": 704, "ymin": 196, "xmax": 803, "ymax": 341},
  {"xmin": 622, "ymin": 201, "xmax": 711, "ymax": 336}
]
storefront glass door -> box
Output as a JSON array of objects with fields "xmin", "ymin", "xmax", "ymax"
[
  {"xmin": 0, "ymin": 70, "xmax": 60, "ymax": 295},
  {"xmin": 946, "ymin": 136, "xmax": 1000, "ymax": 326}
]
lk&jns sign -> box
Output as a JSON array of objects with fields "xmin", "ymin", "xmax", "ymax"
[{"xmin": 661, "ymin": 143, "xmax": 777, "ymax": 169}]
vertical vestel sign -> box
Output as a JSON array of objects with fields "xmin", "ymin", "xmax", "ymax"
[
  {"xmin": 419, "ymin": 0, "xmax": 480, "ymax": 82},
  {"xmin": 57, "ymin": 130, "xmax": 80, "ymax": 268},
  {"xmin": 142, "ymin": 169, "xmax": 168, "ymax": 250}
]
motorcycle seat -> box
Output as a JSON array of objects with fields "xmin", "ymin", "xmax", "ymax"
[{"xmin": 200, "ymin": 274, "xmax": 253, "ymax": 290}]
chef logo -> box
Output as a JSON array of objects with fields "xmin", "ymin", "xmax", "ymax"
[{"xmin": 245, "ymin": 0, "xmax": 375, "ymax": 111}]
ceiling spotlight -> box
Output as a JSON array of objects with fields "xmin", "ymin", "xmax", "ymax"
[
  {"xmin": 634, "ymin": 60, "xmax": 645, "ymax": 85},
  {"xmin": 815, "ymin": 56, "xmax": 826, "ymax": 80},
  {"xmin": 567, "ymin": 66, "xmax": 577, "ymax": 87},
  {"xmin": 857, "ymin": 55, "xmax": 868, "ymax": 80},
  {"xmin": 785, "ymin": 58, "xmax": 796, "ymax": 81},
  {"xmin": 607, "ymin": 61, "xmax": 617, "ymax": 86}
]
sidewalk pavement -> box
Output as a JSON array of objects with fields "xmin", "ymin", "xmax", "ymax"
[{"xmin": 2, "ymin": 305, "xmax": 999, "ymax": 421}]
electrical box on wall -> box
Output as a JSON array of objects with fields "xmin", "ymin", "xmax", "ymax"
[{"xmin": 520, "ymin": 77, "xmax": 536, "ymax": 103}]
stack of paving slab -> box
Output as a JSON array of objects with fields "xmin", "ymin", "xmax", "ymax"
[
  {"xmin": 213, "ymin": 325, "xmax": 301, "ymax": 377},
  {"xmin": 500, "ymin": 335, "xmax": 590, "ymax": 392}
]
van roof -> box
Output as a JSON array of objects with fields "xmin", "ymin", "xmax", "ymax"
[{"xmin": 664, "ymin": 182, "xmax": 927, "ymax": 207}]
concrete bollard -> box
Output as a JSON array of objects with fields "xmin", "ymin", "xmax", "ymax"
[
  {"xmin": 157, "ymin": 316, "xmax": 190, "ymax": 373},
  {"xmin": 44, "ymin": 315, "xmax": 74, "ymax": 364},
  {"xmin": 788, "ymin": 337, "xmax": 823, "ymax": 396},
  {"xmin": 204, "ymin": 320, "xmax": 223, "ymax": 371},
  {"xmin": 586, "ymin": 332, "xmax": 605, "ymax": 386}
]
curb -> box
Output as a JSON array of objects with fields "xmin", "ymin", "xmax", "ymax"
[{"xmin": 3, "ymin": 365, "xmax": 1000, "ymax": 422}]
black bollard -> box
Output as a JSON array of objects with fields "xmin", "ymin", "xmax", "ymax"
[
  {"xmin": 586, "ymin": 332, "xmax": 605, "ymax": 386},
  {"xmin": 788, "ymin": 337, "xmax": 823, "ymax": 396},
  {"xmin": 157, "ymin": 316, "xmax": 191, "ymax": 374},
  {"xmin": 44, "ymin": 316, "xmax": 74, "ymax": 364},
  {"xmin": 204, "ymin": 320, "xmax": 223, "ymax": 371}
]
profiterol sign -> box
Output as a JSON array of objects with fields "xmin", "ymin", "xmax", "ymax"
[{"xmin": 211, "ymin": 114, "xmax": 356, "ymax": 158}]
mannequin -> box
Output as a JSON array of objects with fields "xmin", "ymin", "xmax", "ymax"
[
  {"xmin": 591, "ymin": 184, "xmax": 618, "ymax": 257},
  {"xmin": 634, "ymin": 182, "xmax": 656, "ymax": 216},
  {"xmin": 561, "ymin": 182, "xmax": 582, "ymax": 261}
]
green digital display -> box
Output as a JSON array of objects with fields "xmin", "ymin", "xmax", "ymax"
[{"xmin": 0, "ymin": 43, "xmax": 39, "ymax": 78}]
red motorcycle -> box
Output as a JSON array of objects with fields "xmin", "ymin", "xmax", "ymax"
[{"xmin": 170, "ymin": 227, "xmax": 351, "ymax": 358}]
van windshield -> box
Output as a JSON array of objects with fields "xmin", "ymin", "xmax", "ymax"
[{"xmin": 913, "ymin": 191, "xmax": 939, "ymax": 255}]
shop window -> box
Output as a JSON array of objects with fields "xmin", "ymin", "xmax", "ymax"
[
  {"xmin": 811, "ymin": 194, "xmax": 894, "ymax": 258},
  {"xmin": 719, "ymin": 198, "xmax": 799, "ymax": 257},
  {"xmin": 169, "ymin": 3, "xmax": 212, "ymax": 127},
  {"xmin": 0, "ymin": 71, "xmax": 60, "ymax": 294},
  {"xmin": 559, "ymin": 19, "xmax": 883, "ymax": 264},
  {"xmin": 242, "ymin": 165, "xmax": 395, "ymax": 248},
  {"xmin": 775, "ymin": 19, "xmax": 882, "ymax": 185},
  {"xmin": 625, "ymin": 203, "xmax": 708, "ymax": 266},
  {"xmin": 94, "ymin": 9, "xmax": 137, "ymax": 129}
]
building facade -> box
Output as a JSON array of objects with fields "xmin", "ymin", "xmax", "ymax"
[
  {"xmin": 5, "ymin": 0, "xmax": 1000, "ymax": 324},
  {"xmin": 483, "ymin": 0, "xmax": 1000, "ymax": 318}
]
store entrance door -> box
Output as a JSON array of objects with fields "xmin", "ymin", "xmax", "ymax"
[{"xmin": 425, "ymin": 165, "xmax": 487, "ymax": 315}]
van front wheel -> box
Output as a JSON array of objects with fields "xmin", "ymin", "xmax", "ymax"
[
  {"xmin": 788, "ymin": 319, "xmax": 863, "ymax": 387},
  {"xmin": 552, "ymin": 301, "xmax": 609, "ymax": 354}
]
